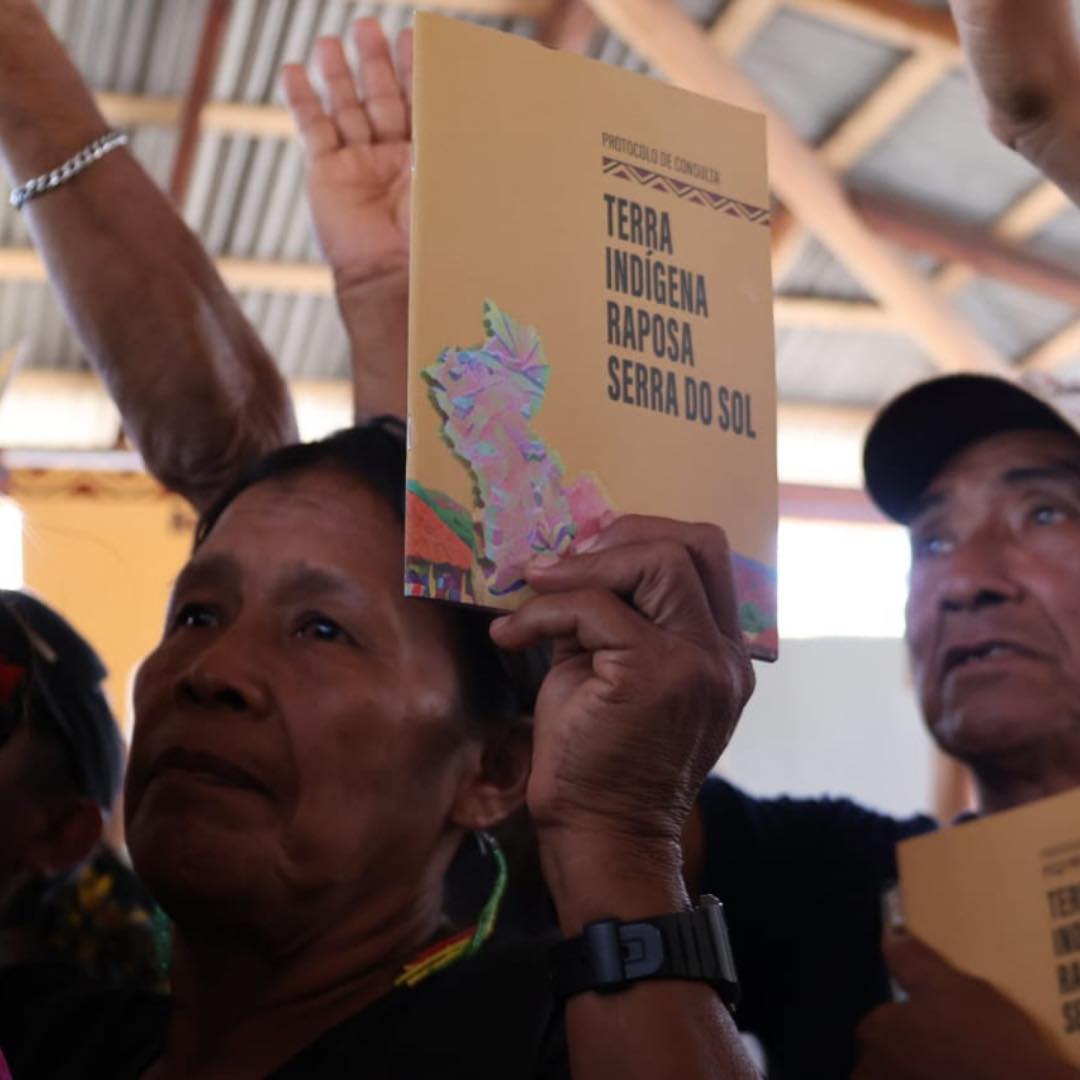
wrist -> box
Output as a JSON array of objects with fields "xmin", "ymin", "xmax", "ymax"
[
  {"xmin": 334, "ymin": 265, "xmax": 409, "ymax": 308},
  {"xmin": 538, "ymin": 827, "xmax": 688, "ymax": 934},
  {"xmin": 335, "ymin": 268, "xmax": 409, "ymax": 418},
  {"xmin": 334, "ymin": 267, "xmax": 409, "ymax": 351}
]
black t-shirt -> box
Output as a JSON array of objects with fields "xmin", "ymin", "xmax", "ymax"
[
  {"xmin": 0, "ymin": 939, "xmax": 568, "ymax": 1079},
  {"xmin": 698, "ymin": 776, "xmax": 936, "ymax": 1079}
]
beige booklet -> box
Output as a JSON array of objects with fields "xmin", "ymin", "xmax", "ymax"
[
  {"xmin": 404, "ymin": 14, "xmax": 778, "ymax": 659},
  {"xmin": 898, "ymin": 786, "xmax": 1080, "ymax": 1062}
]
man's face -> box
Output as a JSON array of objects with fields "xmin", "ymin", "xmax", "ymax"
[
  {"xmin": 906, "ymin": 429, "xmax": 1080, "ymax": 762},
  {"xmin": 125, "ymin": 469, "xmax": 485, "ymax": 943}
]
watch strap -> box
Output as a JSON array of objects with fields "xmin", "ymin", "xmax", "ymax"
[{"xmin": 551, "ymin": 895, "xmax": 739, "ymax": 1008}]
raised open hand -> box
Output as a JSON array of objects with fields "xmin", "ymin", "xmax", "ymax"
[{"xmin": 281, "ymin": 18, "xmax": 412, "ymax": 289}]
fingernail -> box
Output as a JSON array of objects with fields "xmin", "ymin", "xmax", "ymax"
[
  {"xmin": 489, "ymin": 615, "xmax": 510, "ymax": 634},
  {"xmin": 528, "ymin": 553, "xmax": 560, "ymax": 569},
  {"xmin": 574, "ymin": 533, "xmax": 600, "ymax": 554}
]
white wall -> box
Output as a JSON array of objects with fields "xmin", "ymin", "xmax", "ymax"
[{"xmin": 719, "ymin": 636, "xmax": 935, "ymax": 819}]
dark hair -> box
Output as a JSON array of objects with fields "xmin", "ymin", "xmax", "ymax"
[
  {"xmin": 0, "ymin": 590, "xmax": 123, "ymax": 809},
  {"xmin": 196, "ymin": 418, "xmax": 548, "ymax": 725}
]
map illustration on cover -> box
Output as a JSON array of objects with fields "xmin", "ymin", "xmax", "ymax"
[{"xmin": 406, "ymin": 14, "xmax": 778, "ymax": 659}]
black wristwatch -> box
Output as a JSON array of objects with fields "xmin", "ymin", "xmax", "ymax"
[{"xmin": 551, "ymin": 894, "xmax": 739, "ymax": 1010}]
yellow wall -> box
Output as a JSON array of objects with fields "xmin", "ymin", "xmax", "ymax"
[{"xmin": 11, "ymin": 469, "xmax": 194, "ymax": 738}]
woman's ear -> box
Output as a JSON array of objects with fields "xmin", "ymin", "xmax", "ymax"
[{"xmin": 451, "ymin": 720, "xmax": 532, "ymax": 831}]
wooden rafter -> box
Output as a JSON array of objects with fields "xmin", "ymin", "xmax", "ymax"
[
  {"xmin": 1021, "ymin": 318, "xmax": 1080, "ymax": 372},
  {"xmin": 379, "ymin": 0, "xmax": 554, "ymax": 15},
  {"xmin": 771, "ymin": 34, "xmax": 955, "ymax": 285},
  {"xmin": 169, "ymin": 0, "xmax": 233, "ymax": 204},
  {"xmin": 0, "ymin": 246, "xmax": 333, "ymax": 294},
  {"xmin": 994, "ymin": 180, "xmax": 1073, "ymax": 243},
  {"xmin": 785, "ymin": 0, "xmax": 957, "ymax": 54},
  {"xmin": 778, "ymin": 481, "xmax": 885, "ymax": 523},
  {"xmin": 0, "ymin": 371, "xmax": 352, "ymax": 456},
  {"xmin": 583, "ymin": 0, "xmax": 1004, "ymax": 373},
  {"xmin": 773, "ymin": 295, "xmax": 894, "ymax": 330},
  {"xmin": 770, "ymin": 203, "xmax": 805, "ymax": 282},
  {"xmin": 97, "ymin": 92, "xmax": 293, "ymax": 137},
  {"xmin": 935, "ymin": 180, "xmax": 1072, "ymax": 296},
  {"xmin": 4, "ymin": 370, "xmax": 888, "ymax": 495},
  {"xmin": 820, "ymin": 49, "xmax": 952, "ymax": 172},
  {"xmin": 709, "ymin": 0, "xmax": 779, "ymax": 55},
  {"xmin": 853, "ymin": 191, "xmax": 1080, "ymax": 309},
  {"xmin": 1, "ymin": 176, "xmax": 1071, "ymax": 308}
]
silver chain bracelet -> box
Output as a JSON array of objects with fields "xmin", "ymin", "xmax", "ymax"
[{"xmin": 9, "ymin": 130, "xmax": 129, "ymax": 210}]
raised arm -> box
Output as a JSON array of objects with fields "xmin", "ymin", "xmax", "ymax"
[
  {"xmin": 281, "ymin": 18, "xmax": 411, "ymax": 420},
  {"xmin": 948, "ymin": 0, "xmax": 1080, "ymax": 205},
  {"xmin": 0, "ymin": 0, "xmax": 297, "ymax": 512},
  {"xmin": 493, "ymin": 516, "xmax": 759, "ymax": 1079}
]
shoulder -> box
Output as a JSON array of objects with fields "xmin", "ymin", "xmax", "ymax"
[{"xmin": 698, "ymin": 774, "xmax": 936, "ymax": 881}]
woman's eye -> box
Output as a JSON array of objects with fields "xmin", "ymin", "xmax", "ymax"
[
  {"xmin": 171, "ymin": 603, "xmax": 219, "ymax": 631},
  {"xmin": 296, "ymin": 614, "xmax": 353, "ymax": 645},
  {"xmin": 1030, "ymin": 504, "xmax": 1067, "ymax": 526}
]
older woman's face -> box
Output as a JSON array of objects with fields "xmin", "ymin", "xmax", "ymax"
[{"xmin": 125, "ymin": 470, "xmax": 478, "ymax": 934}]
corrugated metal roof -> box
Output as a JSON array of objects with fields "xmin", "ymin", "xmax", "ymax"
[
  {"xmin": 776, "ymin": 326, "xmax": 935, "ymax": 406},
  {"xmin": 41, "ymin": 0, "xmax": 210, "ymax": 95},
  {"xmin": 235, "ymin": 290, "xmax": 349, "ymax": 379},
  {"xmin": 1028, "ymin": 205, "xmax": 1080, "ymax": 273},
  {"xmin": 950, "ymin": 276, "xmax": 1077, "ymax": 363},
  {"xmin": 1, "ymin": 0, "xmax": 1078, "ymax": 455},
  {"xmin": 847, "ymin": 70, "xmax": 1043, "ymax": 226},
  {"xmin": 0, "ymin": 281, "xmax": 84, "ymax": 372},
  {"xmin": 739, "ymin": 8, "xmax": 905, "ymax": 146}
]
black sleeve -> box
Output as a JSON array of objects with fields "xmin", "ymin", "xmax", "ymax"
[
  {"xmin": 0, "ymin": 964, "xmax": 165, "ymax": 1079},
  {"xmin": 697, "ymin": 776, "xmax": 936, "ymax": 1079}
]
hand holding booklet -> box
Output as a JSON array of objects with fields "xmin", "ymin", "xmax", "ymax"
[
  {"xmin": 403, "ymin": 14, "xmax": 779, "ymax": 659},
  {"xmin": 899, "ymin": 786, "xmax": 1080, "ymax": 1063}
]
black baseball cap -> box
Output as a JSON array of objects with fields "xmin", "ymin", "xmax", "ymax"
[
  {"xmin": 0, "ymin": 590, "xmax": 123, "ymax": 809},
  {"xmin": 863, "ymin": 373, "xmax": 1080, "ymax": 524}
]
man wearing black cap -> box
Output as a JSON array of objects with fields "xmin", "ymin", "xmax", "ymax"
[
  {"xmin": 688, "ymin": 372, "xmax": 1080, "ymax": 1078},
  {"xmin": 0, "ymin": 590, "xmax": 124, "ymax": 966}
]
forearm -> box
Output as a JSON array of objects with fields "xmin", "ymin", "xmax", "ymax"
[
  {"xmin": 951, "ymin": 0, "xmax": 1080, "ymax": 202},
  {"xmin": 0, "ymin": 1, "xmax": 296, "ymax": 510},
  {"xmin": 543, "ymin": 834, "xmax": 758, "ymax": 1080},
  {"xmin": 336, "ymin": 268, "xmax": 408, "ymax": 420}
]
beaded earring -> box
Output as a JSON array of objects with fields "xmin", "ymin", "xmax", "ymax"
[{"xmin": 395, "ymin": 830, "xmax": 508, "ymax": 989}]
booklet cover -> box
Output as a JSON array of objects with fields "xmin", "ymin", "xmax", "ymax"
[
  {"xmin": 898, "ymin": 786, "xmax": 1080, "ymax": 1063},
  {"xmin": 405, "ymin": 14, "xmax": 778, "ymax": 659}
]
